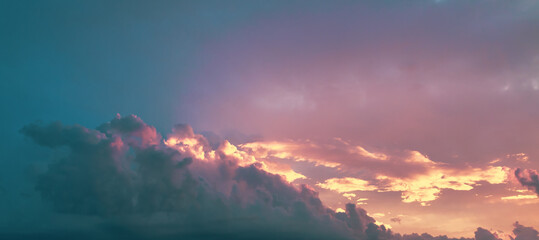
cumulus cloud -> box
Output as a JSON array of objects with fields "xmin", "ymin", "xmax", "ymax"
[
  {"xmin": 19, "ymin": 115, "xmax": 538, "ymax": 239},
  {"xmin": 514, "ymin": 168, "xmax": 539, "ymax": 195},
  {"xmin": 164, "ymin": 125, "xmax": 305, "ymax": 183},
  {"xmin": 512, "ymin": 222, "xmax": 539, "ymax": 240},
  {"xmin": 19, "ymin": 115, "xmax": 380, "ymax": 239},
  {"xmin": 474, "ymin": 228, "xmax": 501, "ymax": 240}
]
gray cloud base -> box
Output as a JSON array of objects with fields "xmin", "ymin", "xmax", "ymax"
[{"xmin": 515, "ymin": 168, "xmax": 539, "ymax": 196}]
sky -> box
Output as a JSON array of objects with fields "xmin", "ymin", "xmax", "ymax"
[{"xmin": 1, "ymin": 0, "xmax": 539, "ymax": 239}]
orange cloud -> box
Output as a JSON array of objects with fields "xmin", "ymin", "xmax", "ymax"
[
  {"xmin": 317, "ymin": 177, "xmax": 378, "ymax": 192},
  {"xmin": 318, "ymin": 166, "xmax": 510, "ymax": 205},
  {"xmin": 240, "ymin": 138, "xmax": 513, "ymax": 204},
  {"xmin": 165, "ymin": 136, "xmax": 305, "ymax": 182},
  {"xmin": 377, "ymin": 166, "xmax": 509, "ymax": 205},
  {"xmin": 354, "ymin": 146, "xmax": 388, "ymax": 161},
  {"xmin": 342, "ymin": 193, "xmax": 356, "ymax": 200},
  {"xmin": 501, "ymin": 195, "xmax": 538, "ymax": 200},
  {"xmin": 240, "ymin": 141, "xmax": 340, "ymax": 167},
  {"xmin": 506, "ymin": 153, "xmax": 529, "ymax": 163}
]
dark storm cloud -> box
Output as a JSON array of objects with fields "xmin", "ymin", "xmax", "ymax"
[{"xmin": 515, "ymin": 168, "xmax": 539, "ymax": 195}]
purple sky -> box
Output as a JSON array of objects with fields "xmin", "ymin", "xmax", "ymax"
[{"xmin": 176, "ymin": 1, "xmax": 539, "ymax": 236}]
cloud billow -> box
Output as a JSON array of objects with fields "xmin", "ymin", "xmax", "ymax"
[
  {"xmin": 19, "ymin": 115, "xmax": 537, "ymax": 240},
  {"xmin": 20, "ymin": 115, "xmax": 378, "ymax": 239},
  {"xmin": 515, "ymin": 168, "xmax": 539, "ymax": 196}
]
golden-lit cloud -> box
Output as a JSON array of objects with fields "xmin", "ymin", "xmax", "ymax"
[
  {"xmin": 165, "ymin": 135, "xmax": 305, "ymax": 182},
  {"xmin": 260, "ymin": 161, "xmax": 307, "ymax": 182},
  {"xmin": 377, "ymin": 166, "xmax": 509, "ymax": 205},
  {"xmin": 218, "ymin": 140, "xmax": 256, "ymax": 165},
  {"xmin": 357, "ymin": 198, "xmax": 368, "ymax": 202},
  {"xmin": 164, "ymin": 136, "xmax": 212, "ymax": 161},
  {"xmin": 240, "ymin": 141, "xmax": 340, "ymax": 167},
  {"xmin": 240, "ymin": 138, "xmax": 514, "ymax": 205},
  {"xmin": 317, "ymin": 177, "xmax": 378, "ymax": 192},
  {"xmin": 354, "ymin": 146, "xmax": 388, "ymax": 161},
  {"xmin": 342, "ymin": 193, "xmax": 356, "ymax": 200},
  {"xmin": 375, "ymin": 221, "xmax": 392, "ymax": 229},
  {"xmin": 501, "ymin": 195, "xmax": 538, "ymax": 200},
  {"xmin": 403, "ymin": 151, "xmax": 436, "ymax": 164},
  {"xmin": 368, "ymin": 212, "xmax": 392, "ymax": 230},
  {"xmin": 506, "ymin": 153, "xmax": 529, "ymax": 163},
  {"xmin": 239, "ymin": 139, "xmax": 445, "ymax": 177},
  {"xmin": 219, "ymin": 141, "xmax": 307, "ymax": 182},
  {"xmin": 318, "ymin": 166, "xmax": 510, "ymax": 205}
]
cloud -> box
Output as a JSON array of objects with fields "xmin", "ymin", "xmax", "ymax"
[
  {"xmin": 343, "ymin": 193, "xmax": 356, "ymax": 200},
  {"xmin": 353, "ymin": 146, "xmax": 388, "ymax": 161},
  {"xmin": 19, "ymin": 115, "xmax": 538, "ymax": 239},
  {"xmin": 506, "ymin": 153, "xmax": 529, "ymax": 163},
  {"xmin": 240, "ymin": 139, "xmax": 512, "ymax": 205},
  {"xmin": 98, "ymin": 114, "xmax": 162, "ymax": 148},
  {"xmin": 163, "ymin": 126, "xmax": 306, "ymax": 183},
  {"xmin": 376, "ymin": 166, "xmax": 509, "ymax": 205},
  {"xmin": 19, "ymin": 115, "xmax": 379, "ymax": 239},
  {"xmin": 469, "ymin": 223, "xmax": 539, "ymax": 240},
  {"xmin": 317, "ymin": 178, "xmax": 378, "ymax": 193},
  {"xmin": 240, "ymin": 139, "xmax": 453, "ymax": 178},
  {"xmin": 514, "ymin": 168, "xmax": 539, "ymax": 195},
  {"xmin": 240, "ymin": 141, "xmax": 341, "ymax": 168},
  {"xmin": 228, "ymin": 137, "xmax": 515, "ymax": 205},
  {"xmin": 512, "ymin": 222, "xmax": 539, "ymax": 240},
  {"xmin": 501, "ymin": 195, "xmax": 538, "ymax": 201},
  {"xmin": 23, "ymin": 119, "xmax": 512, "ymax": 207},
  {"xmin": 474, "ymin": 228, "xmax": 501, "ymax": 240},
  {"xmin": 318, "ymin": 166, "xmax": 509, "ymax": 205},
  {"xmin": 21, "ymin": 120, "xmax": 135, "ymax": 215}
]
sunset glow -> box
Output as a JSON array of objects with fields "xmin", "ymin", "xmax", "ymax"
[{"xmin": 2, "ymin": 1, "xmax": 539, "ymax": 239}]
